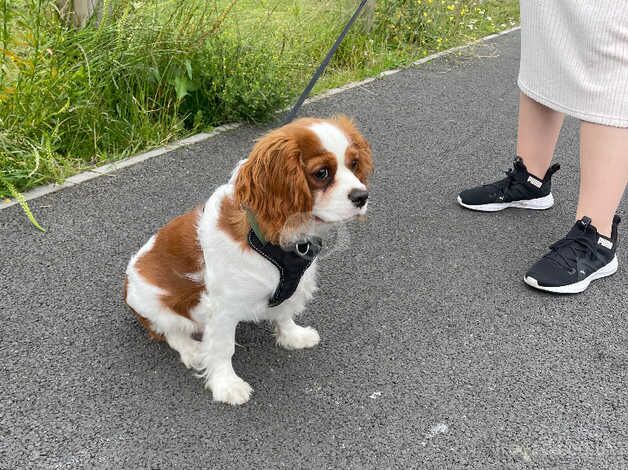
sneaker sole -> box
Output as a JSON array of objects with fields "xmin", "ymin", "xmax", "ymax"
[
  {"xmin": 524, "ymin": 255, "xmax": 618, "ymax": 294},
  {"xmin": 457, "ymin": 194, "xmax": 554, "ymax": 212}
]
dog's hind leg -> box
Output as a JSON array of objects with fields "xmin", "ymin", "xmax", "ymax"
[{"xmin": 164, "ymin": 332, "xmax": 203, "ymax": 370}]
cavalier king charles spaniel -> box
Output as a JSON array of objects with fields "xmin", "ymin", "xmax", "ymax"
[{"xmin": 124, "ymin": 116, "xmax": 373, "ymax": 405}]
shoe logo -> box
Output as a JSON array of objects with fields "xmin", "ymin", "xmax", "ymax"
[
  {"xmin": 598, "ymin": 237, "xmax": 613, "ymax": 250},
  {"xmin": 527, "ymin": 176, "xmax": 543, "ymax": 188},
  {"xmin": 575, "ymin": 263, "xmax": 588, "ymax": 280},
  {"xmin": 576, "ymin": 258, "xmax": 602, "ymax": 280}
]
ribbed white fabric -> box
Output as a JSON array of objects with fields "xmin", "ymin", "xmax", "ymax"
[{"xmin": 518, "ymin": 1, "xmax": 628, "ymax": 128}]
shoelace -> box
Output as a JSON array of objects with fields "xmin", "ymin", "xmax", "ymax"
[
  {"xmin": 545, "ymin": 232, "xmax": 599, "ymax": 270},
  {"xmin": 482, "ymin": 167, "xmax": 520, "ymax": 195}
]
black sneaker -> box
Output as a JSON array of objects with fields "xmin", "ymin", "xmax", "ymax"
[
  {"xmin": 524, "ymin": 215, "xmax": 620, "ymax": 294},
  {"xmin": 458, "ymin": 157, "xmax": 560, "ymax": 212}
]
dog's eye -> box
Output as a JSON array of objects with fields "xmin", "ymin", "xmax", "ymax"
[
  {"xmin": 314, "ymin": 167, "xmax": 330, "ymax": 181},
  {"xmin": 350, "ymin": 159, "xmax": 359, "ymax": 170}
]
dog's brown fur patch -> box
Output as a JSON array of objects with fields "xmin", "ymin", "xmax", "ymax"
[
  {"xmin": 132, "ymin": 207, "xmax": 205, "ymax": 320},
  {"xmin": 217, "ymin": 195, "xmax": 250, "ymax": 250}
]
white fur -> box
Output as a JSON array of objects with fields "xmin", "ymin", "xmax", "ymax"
[
  {"xmin": 126, "ymin": 184, "xmax": 319, "ymax": 405},
  {"xmin": 308, "ymin": 122, "xmax": 368, "ymax": 222},
  {"xmin": 126, "ymin": 236, "xmax": 204, "ymax": 368},
  {"xmin": 126, "ymin": 121, "xmax": 366, "ymax": 406}
]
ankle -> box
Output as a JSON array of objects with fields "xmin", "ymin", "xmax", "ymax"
[
  {"xmin": 597, "ymin": 226, "xmax": 612, "ymax": 239},
  {"xmin": 519, "ymin": 155, "xmax": 550, "ymax": 180},
  {"xmin": 578, "ymin": 214, "xmax": 612, "ymax": 238}
]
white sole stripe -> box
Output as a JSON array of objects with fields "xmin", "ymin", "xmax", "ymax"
[
  {"xmin": 457, "ymin": 193, "xmax": 554, "ymax": 212},
  {"xmin": 524, "ymin": 256, "xmax": 619, "ymax": 294}
]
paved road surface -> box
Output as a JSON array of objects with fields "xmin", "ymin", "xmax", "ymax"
[{"xmin": 1, "ymin": 31, "xmax": 626, "ymax": 469}]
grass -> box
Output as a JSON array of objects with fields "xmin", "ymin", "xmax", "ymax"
[{"xmin": 0, "ymin": 0, "xmax": 519, "ymax": 200}]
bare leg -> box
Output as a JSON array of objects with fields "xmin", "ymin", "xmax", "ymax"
[
  {"xmin": 577, "ymin": 122, "xmax": 628, "ymax": 237},
  {"xmin": 516, "ymin": 92, "xmax": 565, "ymax": 178}
]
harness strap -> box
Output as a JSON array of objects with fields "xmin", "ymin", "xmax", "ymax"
[
  {"xmin": 245, "ymin": 209, "xmax": 267, "ymax": 244},
  {"xmin": 247, "ymin": 229, "xmax": 322, "ymax": 307}
]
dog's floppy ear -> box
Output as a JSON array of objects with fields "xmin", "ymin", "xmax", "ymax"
[
  {"xmin": 235, "ymin": 130, "xmax": 312, "ymax": 244},
  {"xmin": 335, "ymin": 115, "xmax": 374, "ymax": 184}
]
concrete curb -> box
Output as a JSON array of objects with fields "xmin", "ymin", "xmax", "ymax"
[{"xmin": 1, "ymin": 26, "xmax": 520, "ymax": 211}]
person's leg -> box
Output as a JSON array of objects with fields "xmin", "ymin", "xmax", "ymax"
[
  {"xmin": 516, "ymin": 92, "xmax": 565, "ymax": 178},
  {"xmin": 524, "ymin": 121, "xmax": 626, "ymax": 293},
  {"xmin": 458, "ymin": 92, "xmax": 564, "ymax": 212},
  {"xmin": 576, "ymin": 122, "xmax": 628, "ymax": 237}
]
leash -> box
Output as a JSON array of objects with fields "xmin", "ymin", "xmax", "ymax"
[
  {"xmin": 247, "ymin": 2, "xmax": 370, "ymax": 306},
  {"xmin": 282, "ymin": 0, "xmax": 370, "ymax": 124}
]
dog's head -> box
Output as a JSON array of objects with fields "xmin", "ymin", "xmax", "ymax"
[{"xmin": 234, "ymin": 116, "xmax": 374, "ymax": 245}]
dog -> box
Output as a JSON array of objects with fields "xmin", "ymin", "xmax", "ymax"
[{"xmin": 124, "ymin": 116, "xmax": 373, "ymax": 405}]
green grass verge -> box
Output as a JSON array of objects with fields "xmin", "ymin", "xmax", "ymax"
[{"xmin": 0, "ymin": 0, "xmax": 518, "ymax": 200}]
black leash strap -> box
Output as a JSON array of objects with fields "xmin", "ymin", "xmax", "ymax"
[{"xmin": 283, "ymin": 0, "xmax": 370, "ymax": 124}]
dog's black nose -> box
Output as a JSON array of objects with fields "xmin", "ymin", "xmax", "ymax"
[{"xmin": 348, "ymin": 188, "xmax": 369, "ymax": 208}]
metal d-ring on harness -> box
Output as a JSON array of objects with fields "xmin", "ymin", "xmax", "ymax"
[
  {"xmin": 295, "ymin": 241, "xmax": 311, "ymax": 257},
  {"xmin": 246, "ymin": 0, "xmax": 370, "ymax": 306},
  {"xmin": 247, "ymin": 227, "xmax": 323, "ymax": 308}
]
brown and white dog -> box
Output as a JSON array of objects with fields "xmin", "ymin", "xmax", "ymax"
[{"xmin": 124, "ymin": 116, "xmax": 373, "ymax": 405}]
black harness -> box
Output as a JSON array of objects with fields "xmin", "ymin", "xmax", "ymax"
[
  {"xmin": 230, "ymin": 0, "xmax": 368, "ymax": 305},
  {"xmin": 246, "ymin": 215, "xmax": 322, "ymax": 307}
]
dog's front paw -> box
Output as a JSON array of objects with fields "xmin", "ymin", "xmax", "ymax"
[
  {"xmin": 276, "ymin": 325, "xmax": 320, "ymax": 350},
  {"xmin": 207, "ymin": 374, "xmax": 253, "ymax": 405}
]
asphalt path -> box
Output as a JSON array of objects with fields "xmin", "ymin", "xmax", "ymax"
[{"xmin": 1, "ymin": 31, "xmax": 626, "ymax": 469}]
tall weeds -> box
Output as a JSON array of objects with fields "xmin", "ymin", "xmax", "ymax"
[{"xmin": 0, "ymin": 0, "xmax": 518, "ymax": 198}]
